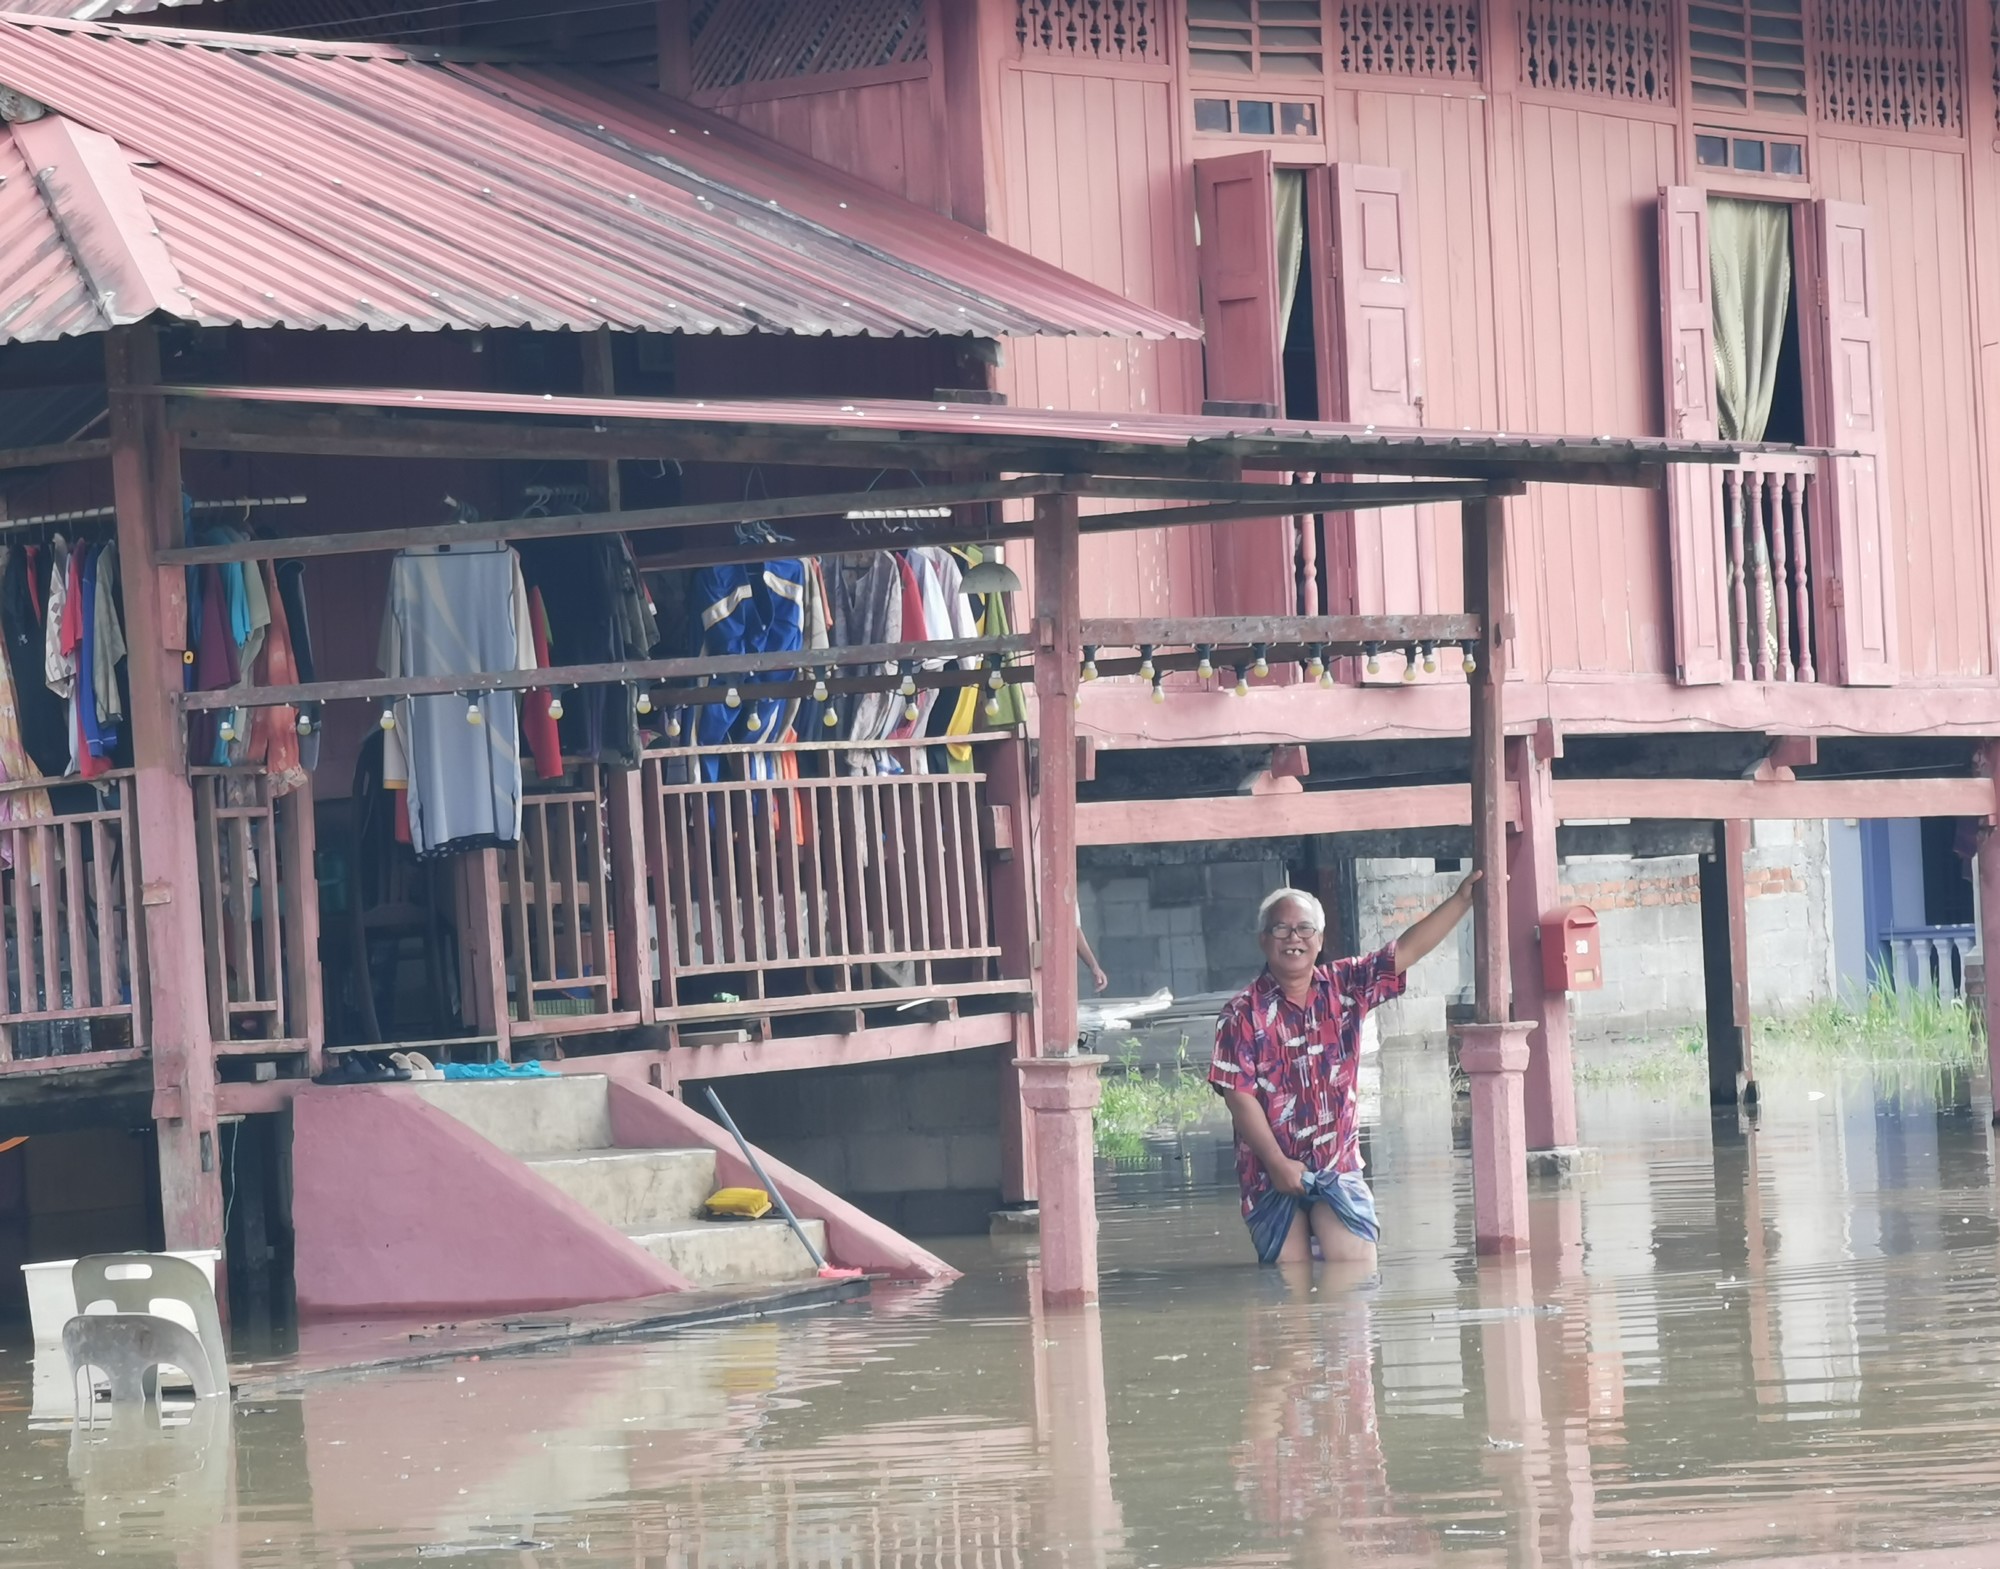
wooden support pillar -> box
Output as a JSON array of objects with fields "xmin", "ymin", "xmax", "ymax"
[
  {"xmin": 1454, "ymin": 495, "xmax": 1532, "ymax": 1252},
  {"xmin": 1021, "ymin": 491, "xmax": 1104, "ymax": 1305},
  {"xmin": 106, "ymin": 327, "xmax": 223, "ymax": 1253},
  {"xmin": 1699, "ymin": 819, "xmax": 1757, "ymax": 1109},
  {"xmin": 1975, "ymin": 745, "xmax": 2000, "ymax": 1120},
  {"xmin": 1506, "ymin": 734, "xmax": 1579, "ymax": 1153},
  {"xmin": 985, "ymin": 735, "xmax": 1038, "ymax": 1204}
]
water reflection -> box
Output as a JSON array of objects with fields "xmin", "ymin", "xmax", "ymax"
[{"xmin": 3, "ymin": 1063, "xmax": 2000, "ymax": 1565}]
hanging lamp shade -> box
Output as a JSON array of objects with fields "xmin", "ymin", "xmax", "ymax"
[{"xmin": 959, "ymin": 549, "xmax": 1023, "ymax": 597}]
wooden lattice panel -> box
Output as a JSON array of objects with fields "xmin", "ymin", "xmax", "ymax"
[
  {"xmin": 1337, "ymin": 1, "xmax": 1480, "ymax": 78},
  {"xmin": 1019, "ymin": 0, "xmax": 1164, "ymax": 60},
  {"xmin": 1817, "ymin": 0, "xmax": 1961, "ymax": 131},
  {"xmin": 690, "ymin": 0, "xmax": 927, "ymax": 93},
  {"xmin": 1518, "ymin": 0, "xmax": 1673, "ymax": 102}
]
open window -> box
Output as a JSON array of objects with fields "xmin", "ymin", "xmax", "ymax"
[{"xmin": 1656, "ymin": 187, "xmax": 1895, "ymax": 686}]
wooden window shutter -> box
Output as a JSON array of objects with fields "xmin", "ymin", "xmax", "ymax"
[
  {"xmin": 1195, "ymin": 151, "xmax": 1291, "ymax": 613},
  {"xmin": 1194, "ymin": 151, "xmax": 1282, "ymax": 410},
  {"xmin": 1809, "ymin": 199, "xmax": 1898, "ymax": 686},
  {"xmin": 1657, "ymin": 185, "xmax": 1730, "ymax": 685}
]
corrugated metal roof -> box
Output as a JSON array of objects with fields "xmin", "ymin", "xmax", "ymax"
[
  {"xmin": 0, "ymin": 14, "xmax": 1193, "ymax": 344},
  {"xmin": 164, "ymin": 383, "xmax": 1792, "ymax": 471}
]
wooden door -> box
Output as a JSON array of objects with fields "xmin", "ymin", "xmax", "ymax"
[
  {"xmin": 1195, "ymin": 151, "xmax": 1291, "ymax": 613},
  {"xmin": 1809, "ymin": 199, "xmax": 1898, "ymax": 686},
  {"xmin": 1658, "ymin": 186, "xmax": 1730, "ymax": 685},
  {"xmin": 1311, "ymin": 163, "xmax": 1445, "ymax": 671}
]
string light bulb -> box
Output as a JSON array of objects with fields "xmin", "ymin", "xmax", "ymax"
[
  {"xmin": 724, "ymin": 685, "xmax": 741, "ymax": 708},
  {"xmin": 984, "ymin": 692, "xmax": 1002, "ymax": 720},
  {"xmin": 1305, "ymin": 645, "xmax": 1325, "ymax": 682},
  {"xmin": 1151, "ymin": 673, "xmax": 1166, "ymax": 704},
  {"xmin": 379, "ymin": 706, "xmax": 397, "ymax": 732},
  {"xmin": 1421, "ymin": 643, "xmax": 1437, "ymax": 675},
  {"xmin": 632, "ymin": 689, "xmax": 649, "ymax": 716},
  {"xmin": 987, "ymin": 656, "xmax": 1005, "ymax": 690},
  {"xmin": 465, "ymin": 696, "xmax": 484, "ymax": 725},
  {"xmin": 218, "ymin": 713, "xmax": 237, "ymax": 743},
  {"xmin": 295, "ymin": 711, "xmax": 312, "ymax": 737},
  {"xmin": 1364, "ymin": 643, "xmax": 1381, "ymax": 676},
  {"xmin": 811, "ymin": 672, "xmax": 829, "ymax": 703},
  {"xmin": 1137, "ymin": 645, "xmax": 1155, "ymax": 681},
  {"xmin": 1233, "ymin": 664, "xmax": 1250, "ymax": 698},
  {"xmin": 667, "ymin": 713, "xmax": 683, "ymax": 738},
  {"xmin": 1196, "ymin": 644, "xmax": 1215, "ymax": 681},
  {"xmin": 1462, "ymin": 643, "xmax": 1478, "ymax": 675},
  {"xmin": 906, "ymin": 699, "xmax": 921, "ymax": 723},
  {"xmin": 822, "ymin": 706, "xmax": 838, "ymax": 728},
  {"xmin": 1081, "ymin": 645, "xmax": 1098, "ymax": 682},
  {"xmin": 549, "ymin": 691, "xmax": 566, "ymax": 720},
  {"xmin": 1252, "ymin": 643, "xmax": 1270, "ymax": 679},
  {"xmin": 1402, "ymin": 646, "xmax": 1420, "ymax": 683},
  {"xmin": 899, "ymin": 663, "xmax": 917, "ymax": 698}
]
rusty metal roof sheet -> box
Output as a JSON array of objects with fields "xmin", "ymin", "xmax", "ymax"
[
  {"xmin": 0, "ymin": 15, "xmax": 1193, "ymax": 344},
  {"xmin": 163, "ymin": 383, "xmax": 1798, "ymax": 472}
]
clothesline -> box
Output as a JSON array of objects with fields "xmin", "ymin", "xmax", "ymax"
[{"xmin": 0, "ymin": 496, "xmax": 309, "ymax": 534}]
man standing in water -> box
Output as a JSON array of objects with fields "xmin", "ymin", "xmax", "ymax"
[{"xmin": 1209, "ymin": 875, "xmax": 1479, "ymax": 1267}]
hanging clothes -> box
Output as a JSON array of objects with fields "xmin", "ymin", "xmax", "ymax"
[
  {"xmin": 379, "ymin": 543, "xmax": 536, "ymax": 860},
  {"xmin": 792, "ymin": 558, "xmax": 836, "ymax": 740},
  {"xmin": 2, "ymin": 545, "xmax": 67, "ymax": 779},
  {"xmin": 244, "ymin": 560, "xmax": 307, "ymax": 797},
  {"xmin": 824, "ymin": 553, "xmax": 901, "ymax": 774},
  {"xmin": 0, "ymin": 553, "xmax": 52, "ymax": 881},
  {"xmin": 521, "ymin": 585, "xmax": 564, "ymax": 783},
  {"xmin": 519, "ymin": 537, "xmax": 657, "ymax": 769},
  {"xmin": 187, "ymin": 562, "xmax": 240, "ymax": 767},
  {"xmin": 745, "ymin": 558, "xmax": 807, "ymax": 769},
  {"xmin": 274, "ymin": 560, "xmax": 322, "ymax": 773},
  {"xmin": 71, "ymin": 545, "xmax": 113, "ymax": 780}
]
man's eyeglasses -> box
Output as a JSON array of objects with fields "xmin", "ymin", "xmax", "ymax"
[{"xmin": 1263, "ymin": 923, "xmax": 1321, "ymax": 941}]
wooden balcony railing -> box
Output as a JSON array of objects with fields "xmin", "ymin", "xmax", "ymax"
[
  {"xmin": 0, "ymin": 772, "xmax": 144, "ymax": 1069},
  {"xmin": 499, "ymin": 767, "xmax": 628, "ymax": 1035},
  {"xmin": 192, "ymin": 768, "xmax": 320, "ymax": 1055},
  {"xmin": 1721, "ymin": 454, "xmax": 1819, "ymax": 683},
  {"xmin": 642, "ymin": 741, "xmax": 1012, "ymax": 1025}
]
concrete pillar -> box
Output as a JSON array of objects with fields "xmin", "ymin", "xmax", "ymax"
[
  {"xmin": 1458, "ymin": 1022, "xmax": 1533, "ymax": 1252},
  {"xmin": 1699, "ymin": 819, "xmax": 1757, "ymax": 1108},
  {"xmin": 106, "ymin": 328, "xmax": 222, "ymax": 1255},
  {"xmin": 1016, "ymin": 1055, "xmax": 1105, "ymax": 1305},
  {"xmin": 1507, "ymin": 736, "xmax": 1579, "ymax": 1154}
]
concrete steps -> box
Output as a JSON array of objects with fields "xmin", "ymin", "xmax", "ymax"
[{"xmin": 411, "ymin": 1077, "xmax": 827, "ymax": 1288}]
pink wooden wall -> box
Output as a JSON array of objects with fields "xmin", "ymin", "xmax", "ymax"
[{"xmin": 706, "ymin": 76, "xmax": 951, "ymax": 213}]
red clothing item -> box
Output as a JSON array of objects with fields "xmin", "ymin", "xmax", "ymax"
[
  {"xmin": 1207, "ymin": 946, "xmax": 1406, "ymax": 1218},
  {"xmin": 521, "ymin": 586, "xmax": 562, "ymax": 782}
]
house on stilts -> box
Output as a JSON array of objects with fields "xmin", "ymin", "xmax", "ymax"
[{"xmin": 0, "ymin": 0, "xmax": 1993, "ymax": 1317}]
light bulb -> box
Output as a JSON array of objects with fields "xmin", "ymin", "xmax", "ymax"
[
  {"xmin": 1422, "ymin": 644, "xmax": 1437, "ymax": 674},
  {"xmin": 295, "ymin": 712, "xmax": 312, "ymax": 736},
  {"xmin": 1306, "ymin": 655, "xmax": 1325, "ymax": 681},
  {"xmin": 1402, "ymin": 653, "xmax": 1418, "ymax": 683},
  {"xmin": 987, "ymin": 664, "xmax": 1005, "ymax": 690},
  {"xmin": 1196, "ymin": 646, "xmax": 1214, "ymax": 681},
  {"xmin": 668, "ymin": 714, "xmax": 683, "ymax": 737},
  {"xmin": 1252, "ymin": 645, "xmax": 1269, "ymax": 678},
  {"xmin": 218, "ymin": 716, "xmax": 237, "ymax": 743},
  {"xmin": 1365, "ymin": 644, "xmax": 1381, "ymax": 676},
  {"xmin": 548, "ymin": 693, "xmax": 566, "ymax": 720},
  {"xmin": 1138, "ymin": 646, "xmax": 1155, "ymax": 681},
  {"xmin": 634, "ymin": 690, "xmax": 650, "ymax": 715},
  {"xmin": 984, "ymin": 694, "xmax": 1002, "ymax": 720},
  {"xmin": 1462, "ymin": 646, "xmax": 1478, "ymax": 675},
  {"xmin": 906, "ymin": 700, "xmax": 921, "ymax": 722},
  {"xmin": 1233, "ymin": 667, "xmax": 1250, "ymax": 698},
  {"xmin": 1318, "ymin": 667, "xmax": 1334, "ymax": 689},
  {"xmin": 1151, "ymin": 676, "xmax": 1166, "ymax": 704},
  {"xmin": 724, "ymin": 685, "xmax": 741, "ymax": 708},
  {"xmin": 466, "ymin": 697, "xmax": 485, "ymax": 724},
  {"xmin": 811, "ymin": 675, "xmax": 829, "ymax": 702},
  {"xmin": 379, "ymin": 707, "xmax": 397, "ymax": 732},
  {"xmin": 1081, "ymin": 646, "xmax": 1098, "ymax": 682},
  {"xmin": 899, "ymin": 669, "xmax": 916, "ymax": 697},
  {"xmin": 822, "ymin": 707, "xmax": 839, "ymax": 728}
]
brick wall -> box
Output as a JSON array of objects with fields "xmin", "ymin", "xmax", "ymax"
[{"xmin": 1078, "ymin": 858, "xmax": 1283, "ymax": 998}]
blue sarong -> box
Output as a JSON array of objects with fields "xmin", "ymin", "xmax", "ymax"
[{"xmin": 1246, "ymin": 1168, "xmax": 1380, "ymax": 1263}]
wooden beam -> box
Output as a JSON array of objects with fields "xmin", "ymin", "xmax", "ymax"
[
  {"xmin": 0, "ymin": 437, "xmax": 109, "ymax": 473},
  {"xmin": 176, "ymin": 633, "xmax": 1033, "ymax": 710},
  {"xmin": 665, "ymin": 1011, "xmax": 1016, "ymax": 1081},
  {"xmin": 1076, "ymin": 494, "xmax": 1496, "ymax": 531},
  {"xmin": 1076, "ymin": 783, "xmax": 1497, "ymax": 846},
  {"xmin": 157, "ymin": 476, "xmax": 1059, "ymax": 565},
  {"xmin": 1069, "ymin": 475, "xmax": 1522, "ymax": 504},
  {"xmin": 1081, "ymin": 614, "xmax": 1478, "ymax": 648},
  {"xmin": 1550, "ymin": 776, "xmax": 1995, "ymax": 821}
]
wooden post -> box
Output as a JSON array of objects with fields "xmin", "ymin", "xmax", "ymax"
[
  {"xmin": 106, "ymin": 327, "xmax": 223, "ymax": 1253},
  {"xmin": 1978, "ymin": 744, "xmax": 2000, "ymax": 1119},
  {"xmin": 1506, "ymin": 734, "xmax": 1579, "ymax": 1155},
  {"xmin": 279, "ymin": 789, "xmax": 326, "ymax": 1074},
  {"xmin": 1454, "ymin": 494, "xmax": 1532, "ymax": 1252},
  {"xmin": 984, "ymin": 735, "xmax": 1038, "ymax": 1204},
  {"xmin": 1019, "ymin": 491, "xmax": 1104, "ymax": 1305},
  {"xmin": 1699, "ymin": 819, "xmax": 1757, "ymax": 1108}
]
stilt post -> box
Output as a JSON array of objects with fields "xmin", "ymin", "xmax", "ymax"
[
  {"xmin": 986, "ymin": 735, "xmax": 1039, "ymax": 1204},
  {"xmin": 1699, "ymin": 818, "xmax": 1757, "ymax": 1108},
  {"xmin": 1975, "ymin": 743, "xmax": 2000, "ymax": 1117},
  {"xmin": 1019, "ymin": 490, "xmax": 1104, "ymax": 1305},
  {"xmin": 1454, "ymin": 494, "xmax": 1532, "ymax": 1252},
  {"xmin": 106, "ymin": 327, "xmax": 223, "ymax": 1253},
  {"xmin": 1506, "ymin": 734, "xmax": 1580, "ymax": 1153}
]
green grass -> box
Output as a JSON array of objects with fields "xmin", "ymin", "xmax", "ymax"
[{"xmin": 1094, "ymin": 1036, "xmax": 1226, "ymax": 1161}]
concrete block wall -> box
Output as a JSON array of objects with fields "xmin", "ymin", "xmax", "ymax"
[
  {"xmin": 690, "ymin": 1048, "xmax": 1005, "ymax": 1236},
  {"xmin": 1078, "ymin": 857, "xmax": 1283, "ymax": 998}
]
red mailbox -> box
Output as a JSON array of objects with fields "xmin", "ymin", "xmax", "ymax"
[{"xmin": 1540, "ymin": 905, "xmax": 1602, "ymax": 992}]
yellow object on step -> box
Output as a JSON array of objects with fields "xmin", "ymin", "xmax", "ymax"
[{"xmin": 704, "ymin": 1187, "xmax": 773, "ymax": 1220}]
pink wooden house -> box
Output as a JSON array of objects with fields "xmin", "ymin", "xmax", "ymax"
[{"xmin": 0, "ymin": 0, "xmax": 1995, "ymax": 1315}]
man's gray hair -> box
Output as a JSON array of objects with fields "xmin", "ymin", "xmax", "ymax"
[{"xmin": 1257, "ymin": 886, "xmax": 1326, "ymax": 933}]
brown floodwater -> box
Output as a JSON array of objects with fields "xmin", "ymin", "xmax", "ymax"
[{"xmin": 8, "ymin": 1063, "xmax": 2000, "ymax": 1567}]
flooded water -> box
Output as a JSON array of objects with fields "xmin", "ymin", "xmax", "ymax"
[{"xmin": 8, "ymin": 1064, "xmax": 2000, "ymax": 1566}]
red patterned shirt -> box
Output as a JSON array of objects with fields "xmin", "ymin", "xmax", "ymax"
[{"xmin": 1207, "ymin": 946, "xmax": 1406, "ymax": 1217}]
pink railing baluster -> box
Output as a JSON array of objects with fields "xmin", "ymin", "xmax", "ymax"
[
  {"xmin": 1768, "ymin": 471, "xmax": 1793, "ymax": 681},
  {"xmin": 1724, "ymin": 468, "xmax": 1751, "ymax": 680},
  {"xmin": 1748, "ymin": 472, "xmax": 1774, "ymax": 681},
  {"xmin": 1789, "ymin": 470, "xmax": 1815, "ymax": 683}
]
